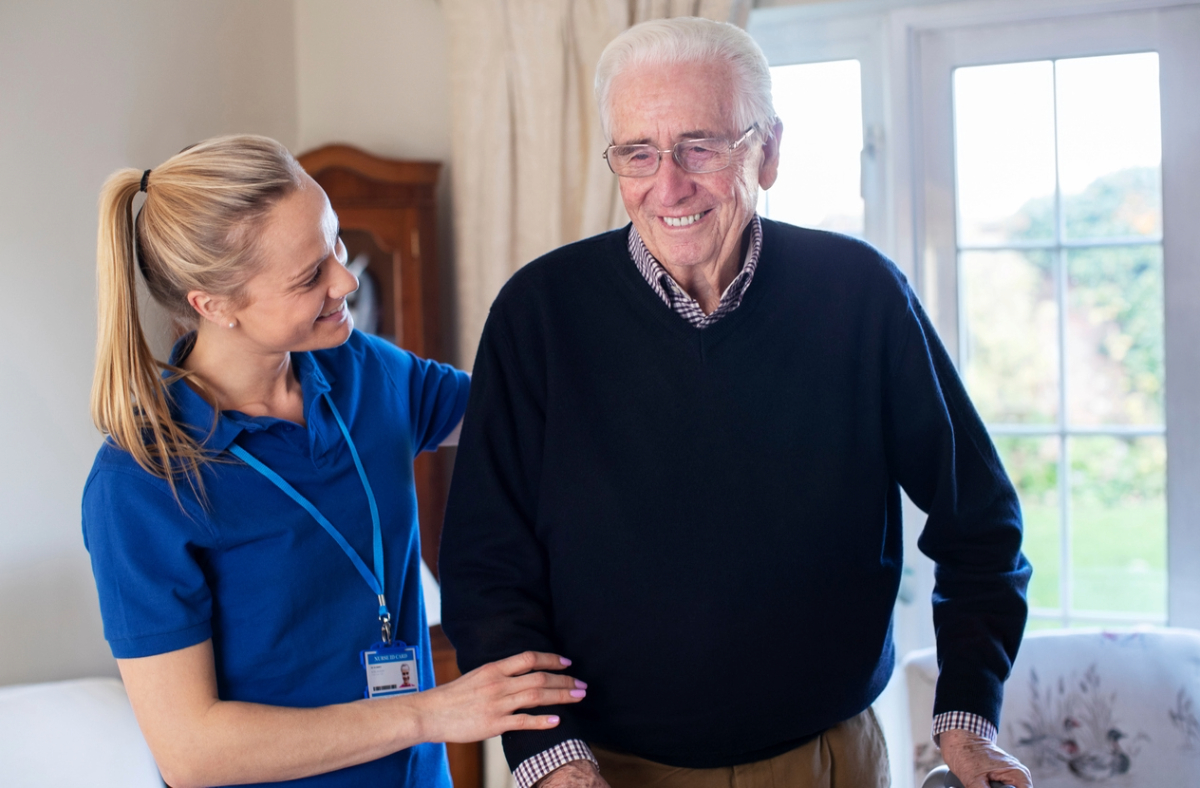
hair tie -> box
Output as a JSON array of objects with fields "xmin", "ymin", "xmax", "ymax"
[{"xmin": 139, "ymin": 169, "xmax": 151, "ymax": 193}]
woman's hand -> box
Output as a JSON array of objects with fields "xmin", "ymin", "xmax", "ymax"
[
  {"xmin": 118, "ymin": 644, "xmax": 583, "ymax": 787},
  {"xmin": 412, "ymin": 650, "xmax": 586, "ymax": 743}
]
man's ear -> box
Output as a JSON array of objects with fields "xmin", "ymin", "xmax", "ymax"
[
  {"xmin": 758, "ymin": 119, "xmax": 784, "ymax": 191},
  {"xmin": 186, "ymin": 290, "xmax": 234, "ymax": 328}
]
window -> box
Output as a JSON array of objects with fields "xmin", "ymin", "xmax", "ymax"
[
  {"xmin": 953, "ymin": 54, "xmax": 1166, "ymax": 627},
  {"xmin": 916, "ymin": 4, "xmax": 1200, "ymax": 632},
  {"xmin": 752, "ymin": 0, "xmax": 1200, "ymax": 635},
  {"xmin": 749, "ymin": 10, "xmax": 888, "ymax": 248},
  {"xmin": 760, "ymin": 60, "xmax": 865, "ymax": 237},
  {"xmin": 751, "ymin": 5, "xmax": 1200, "ymax": 785}
]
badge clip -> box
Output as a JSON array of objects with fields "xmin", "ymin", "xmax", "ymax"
[{"xmin": 379, "ymin": 595, "xmax": 393, "ymax": 645}]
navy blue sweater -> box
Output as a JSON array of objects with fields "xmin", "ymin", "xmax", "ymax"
[{"xmin": 441, "ymin": 220, "xmax": 1030, "ymax": 770}]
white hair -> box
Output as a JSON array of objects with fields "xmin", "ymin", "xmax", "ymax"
[{"xmin": 595, "ymin": 17, "xmax": 776, "ymax": 142}]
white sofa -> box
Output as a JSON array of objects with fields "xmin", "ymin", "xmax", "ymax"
[
  {"xmin": 904, "ymin": 627, "xmax": 1200, "ymax": 787},
  {"xmin": 0, "ymin": 677, "xmax": 162, "ymax": 787}
]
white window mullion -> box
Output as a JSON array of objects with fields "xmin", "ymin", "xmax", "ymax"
[
  {"xmin": 1056, "ymin": 248, "xmax": 1072, "ymax": 626},
  {"xmin": 1051, "ymin": 64, "xmax": 1071, "ymax": 626},
  {"xmin": 1160, "ymin": 5, "xmax": 1200, "ymax": 629}
]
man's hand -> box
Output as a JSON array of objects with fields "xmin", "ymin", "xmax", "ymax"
[
  {"xmin": 939, "ymin": 729, "xmax": 1032, "ymax": 788},
  {"xmin": 534, "ymin": 759, "xmax": 610, "ymax": 788}
]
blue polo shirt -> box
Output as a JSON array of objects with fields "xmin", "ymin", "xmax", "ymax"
[{"xmin": 82, "ymin": 329, "xmax": 469, "ymax": 788}]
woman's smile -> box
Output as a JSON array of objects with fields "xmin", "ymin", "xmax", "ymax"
[{"xmin": 317, "ymin": 302, "xmax": 347, "ymax": 322}]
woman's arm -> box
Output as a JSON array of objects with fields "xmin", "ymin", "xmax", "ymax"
[
  {"xmin": 439, "ymin": 415, "xmax": 464, "ymax": 447},
  {"xmin": 437, "ymin": 371, "xmax": 470, "ymax": 447},
  {"xmin": 119, "ymin": 641, "xmax": 583, "ymax": 788}
]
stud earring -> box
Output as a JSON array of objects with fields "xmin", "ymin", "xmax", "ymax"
[{"xmin": 228, "ymin": 321, "xmax": 236, "ymax": 329}]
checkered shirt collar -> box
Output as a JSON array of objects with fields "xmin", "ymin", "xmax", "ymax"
[{"xmin": 627, "ymin": 214, "xmax": 763, "ymax": 329}]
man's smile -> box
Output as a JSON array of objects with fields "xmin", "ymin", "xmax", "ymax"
[{"xmin": 662, "ymin": 210, "xmax": 709, "ymax": 227}]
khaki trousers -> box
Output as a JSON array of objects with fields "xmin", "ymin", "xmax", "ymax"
[{"xmin": 591, "ymin": 708, "xmax": 890, "ymax": 788}]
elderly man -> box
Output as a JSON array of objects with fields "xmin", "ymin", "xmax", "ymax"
[{"xmin": 441, "ymin": 17, "xmax": 1032, "ymax": 788}]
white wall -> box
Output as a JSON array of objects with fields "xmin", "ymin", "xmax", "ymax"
[
  {"xmin": 295, "ymin": 0, "xmax": 451, "ymax": 162},
  {"xmin": 0, "ymin": 0, "xmax": 297, "ymax": 687},
  {"xmin": 294, "ymin": 0, "xmax": 460, "ymax": 362}
]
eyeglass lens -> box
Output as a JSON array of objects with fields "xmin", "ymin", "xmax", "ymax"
[{"xmin": 607, "ymin": 138, "xmax": 732, "ymax": 176}]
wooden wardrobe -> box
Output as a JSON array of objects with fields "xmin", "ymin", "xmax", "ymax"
[{"xmin": 298, "ymin": 144, "xmax": 481, "ymax": 788}]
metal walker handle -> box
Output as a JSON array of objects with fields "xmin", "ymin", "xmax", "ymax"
[{"xmin": 921, "ymin": 764, "xmax": 1007, "ymax": 788}]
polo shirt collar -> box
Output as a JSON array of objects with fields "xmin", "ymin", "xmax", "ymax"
[{"xmin": 166, "ymin": 334, "xmax": 334, "ymax": 455}]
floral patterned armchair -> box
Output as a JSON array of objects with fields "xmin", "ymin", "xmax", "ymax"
[{"xmin": 903, "ymin": 628, "xmax": 1200, "ymax": 787}]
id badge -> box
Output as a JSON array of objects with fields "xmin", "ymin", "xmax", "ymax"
[{"xmin": 361, "ymin": 641, "xmax": 420, "ymax": 699}]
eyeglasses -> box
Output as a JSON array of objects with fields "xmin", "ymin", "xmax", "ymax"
[{"xmin": 603, "ymin": 127, "xmax": 758, "ymax": 177}]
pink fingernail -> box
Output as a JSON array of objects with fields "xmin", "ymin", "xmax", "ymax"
[
  {"xmin": 560, "ymin": 657, "xmax": 572, "ymax": 666},
  {"xmin": 548, "ymin": 715, "xmax": 560, "ymax": 724},
  {"xmin": 570, "ymin": 689, "xmax": 587, "ymax": 698},
  {"xmin": 575, "ymin": 679, "xmax": 588, "ymax": 689}
]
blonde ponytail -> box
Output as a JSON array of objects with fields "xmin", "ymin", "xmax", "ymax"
[{"xmin": 90, "ymin": 135, "xmax": 303, "ymax": 496}]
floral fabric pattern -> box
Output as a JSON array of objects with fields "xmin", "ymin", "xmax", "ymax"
[
  {"xmin": 906, "ymin": 629, "xmax": 1200, "ymax": 787},
  {"xmin": 1011, "ymin": 664, "xmax": 1145, "ymax": 781},
  {"xmin": 1169, "ymin": 687, "xmax": 1200, "ymax": 750}
]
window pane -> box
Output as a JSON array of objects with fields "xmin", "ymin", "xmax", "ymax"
[
  {"xmin": 994, "ymin": 436, "xmax": 1060, "ymax": 610},
  {"xmin": 762, "ymin": 60, "xmax": 863, "ymax": 235},
  {"xmin": 1056, "ymin": 53, "xmax": 1162, "ymax": 240},
  {"xmin": 954, "ymin": 61, "xmax": 1057, "ymax": 246},
  {"xmin": 1069, "ymin": 435, "xmax": 1166, "ymax": 618},
  {"xmin": 1066, "ymin": 246, "xmax": 1164, "ymax": 426},
  {"xmin": 960, "ymin": 250, "xmax": 1058, "ymax": 423}
]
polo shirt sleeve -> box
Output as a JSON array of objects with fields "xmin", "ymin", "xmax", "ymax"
[
  {"xmin": 371, "ymin": 337, "xmax": 470, "ymax": 455},
  {"xmin": 82, "ymin": 463, "xmax": 216, "ymax": 659}
]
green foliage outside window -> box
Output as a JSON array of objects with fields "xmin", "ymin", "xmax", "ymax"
[{"xmin": 963, "ymin": 166, "xmax": 1166, "ymax": 619}]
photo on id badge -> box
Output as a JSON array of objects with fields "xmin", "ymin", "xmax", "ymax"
[{"xmin": 361, "ymin": 642, "xmax": 420, "ymax": 698}]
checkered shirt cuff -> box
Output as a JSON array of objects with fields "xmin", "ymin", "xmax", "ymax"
[
  {"xmin": 513, "ymin": 739, "xmax": 598, "ymax": 788},
  {"xmin": 932, "ymin": 711, "xmax": 998, "ymax": 745}
]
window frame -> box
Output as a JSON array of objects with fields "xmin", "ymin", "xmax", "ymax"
[
  {"xmin": 749, "ymin": 13, "xmax": 890, "ymax": 249},
  {"xmin": 749, "ymin": 0, "xmax": 1200, "ymax": 630},
  {"xmin": 915, "ymin": 3, "xmax": 1200, "ymax": 630}
]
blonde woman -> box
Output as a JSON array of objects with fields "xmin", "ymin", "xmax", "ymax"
[{"xmin": 83, "ymin": 135, "xmax": 584, "ymax": 788}]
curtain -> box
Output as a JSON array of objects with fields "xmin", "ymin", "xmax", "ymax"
[{"xmin": 444, "ymin": 0, "xmax": 749, "ymax": 367}]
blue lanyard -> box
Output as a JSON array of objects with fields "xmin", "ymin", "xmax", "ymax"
[{"xmin": 228, "ymin": 391, "xmax": 393, "ymax": 644}]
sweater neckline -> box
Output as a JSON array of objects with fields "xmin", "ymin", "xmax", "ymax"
[{"xmin": 608, "ymin": 222, "xmax": 775, "ymax": 346}]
